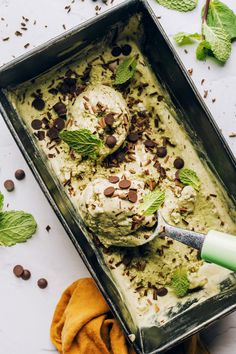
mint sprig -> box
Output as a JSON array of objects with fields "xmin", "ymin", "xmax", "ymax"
[
  {"xmin": 173, "ymin": 32, "xmax": 202, "ymax": 45},
  {"xmin": 115, "ymin": 56, "xmax": 137, "ymax": 85},
  {"xmin": 171, "ymin": 268, "xmax": 190, "ymax": 297},
  {"xmin": 138, "ymin": 189, "xmax": 165, "ymax": 216},
  {"xmin": 179, "ymin": 168, "xmax": 201, "ymax": 191},
  {"xmin": 60, "ymin": 129, "xmax": 103, "ymax": 158},
  {"xmin": 156, "ymin": 0, "xmax": 197, "ymax": 12},
  {"xmin": 174, "ymin": 0, "xmax": 236, "ymax": 63}
]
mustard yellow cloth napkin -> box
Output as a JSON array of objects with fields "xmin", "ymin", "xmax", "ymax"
[{"xmin": 50, "ymin": 278, "xmax": 209, "ymax": 354}]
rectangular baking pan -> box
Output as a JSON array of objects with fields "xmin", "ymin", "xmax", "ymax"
[{"xmin": 0, "ymin": 1, "xmax": 236, "ymax": 353}]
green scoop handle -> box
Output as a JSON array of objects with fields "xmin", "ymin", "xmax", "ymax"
[{"xmin": 201, "ymin": 230, "xmax": 236, "ymax": 272}]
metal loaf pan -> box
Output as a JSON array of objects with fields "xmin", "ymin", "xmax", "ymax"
[{"xmin": 0, "ymin": 1, "xmax": 236, "ymax": 353}]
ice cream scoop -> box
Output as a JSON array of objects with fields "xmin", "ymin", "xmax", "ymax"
[
  {"xmin": 116, "ymin": 210, "xmax": 236, "ymax": 272},
  {"xmin": 67, "ymin": 84, "xmax": 130, "ymax": 159}
]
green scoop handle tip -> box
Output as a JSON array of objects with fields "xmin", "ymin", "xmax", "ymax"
[{"xmin": 201, "ymin": 230, "xmax": 236, "ymax": 272}]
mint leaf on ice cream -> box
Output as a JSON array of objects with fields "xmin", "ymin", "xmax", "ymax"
[
  {"xmin": 179, "ymin": 168, "xmax": 201, "ymax": 191},
  {"xmin": 171, "ymin": 268, "xmax": 190, "ymax": 297},
  {"xmin": 0, "ymin": 211, "xmax": 37, "ymax": 246},
  {"xmin": 60, "ymin": 129, "xmax": 103, "ymax": 158},
  {"xmin": 115, "ymin": 56, "xmax": 137, "ymax": 85},
  {"xmin": 138, "ymin": 189, "xmax": 165, "ymax": 216}
]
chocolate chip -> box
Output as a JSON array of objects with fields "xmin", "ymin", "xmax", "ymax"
[
  {"xmin": 47, "ymin": 127, "xmax": 59, "ymax": 140},
  {"xmin": 53, "ymin": 118, "xmax": 65, "ymax": 131},
  {"xmin": 108, "ymin": 176, "xmax": 119, "ymax": 184},
  {"xmin": 105, "ymin": 135, "xmax": 117, "ymax": 148},
  {"xmin": 157, "ymin": 95, "xmax": 164, "ymax": 102},
  {"xmin": 128, "ymin": 190, "xmax": 138, "ymax": 203},
  {"xmin": 53, "ymin": 102, "xmax": 67, "ymax": 117},
  {"xmin": 32, "ymin": 97, "xmax": 45, "ymax": 111},
  {"xmin": 46, "ymin": 225, "xmax": 51, "ymax": 232},
  {"xmin": 111, "ymin": 46, "xmax": 121, "ymax": 57},
  {"xmin": 127, "ymin": 132, "xmax": 139, "ymax": 143},
  {"xmin": 15, "ymin": 169, "xmax": 25, "ymax": 180},
  {"xmin": 36, "ymin": 131, "xmax": 45, "ymax": 141},
  {"xmin": 174, "ymin": 157, "xmax": 184, "ymax": 169},
  {"xmin": 104, "ymin": 113, "xmax": 114, "ymax": 126},
  {"xmin": 31, "ymin": 119, "xmax": 42, "ymax": 130},
  {"xmin": 144, "ymin": 140, "xmax": 156, "ymax": 148},
  {"xmin": 48, "ymin": 88, "xmax": 58, "ymax": 95},
  {"xmin": 13, "ymin": 265, "xmax": 24, "ymax": 277},
  {"xmin": 157, "ymin": 146, "xmax": 167, "ymax": 158},
  {"xmin": 37, "ymin": 278, "xmax": 48, "ymax": 289},
  {"xmin": 156, "ymin": 287, "xmax": 168, "ymax": 296},
  {"xmin": 21, "ymin": 269, "xmax": 31, "ymax": 280},
  {"xmin": 119, "ymin": 179, "xmax": 131, "ymax": 189},
  {"xmin": 104, "ymin": 186, "xmax": 115, "ymax": 197},
  {"xmin": 4, "ymin": 179, "xmax": 15, "ymax": 192},
  {"xmin": 121, "ymin": 44, "xmax": 132, "ymax": 56}
]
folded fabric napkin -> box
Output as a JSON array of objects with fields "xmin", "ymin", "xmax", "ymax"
[{"xmin": 50, "ymin": 278, "xmax": 209, "ymax": 354}]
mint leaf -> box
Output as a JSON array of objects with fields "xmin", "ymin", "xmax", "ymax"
[
  {"xmin": 115, "ymin": 56, "xmax": 137, "ymax": 85},
  {"xmin": 179, "ymin": 168, "xmax": 201, "ymax": 191},
  {"xmin": 138, "ymin": 189, "xmax": 165, "ymax": 216},
  {"xmin": 60, "ymin": 129, "xmax": 103, "ymax": 158},
  {"xmin": 196, "ymin": 40, "xmax": 212, "ymax": 60},
  {"xmin": 203, "ymin": 22, "xmax": 231, "ymax": 62},
  {"xmin": 156, "ymin": 0, "xmax": 197, "ymax": 12},
  {"xmin": 171, "ymin": 268, "xmax": 190, "ymax": 297},
  {"xmin": 174, "ymin": 32, "xmax": 201, "ymax": 45},
  {"xmin": 207, "ymin": 0, "xmax": 236, "ymax": 40},
  {"xmin": 0, "ymin": 192, "xmax": 3, "ymax": 212},
  {"xmin": 0, "ymin": 211, "xmax": 37, "ymax": 246}
]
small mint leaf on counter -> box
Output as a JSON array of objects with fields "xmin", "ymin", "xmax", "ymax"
[
  {"xmin": 174, "ymin": 32, "xmax": 202, "ymax": 45},
  {"xmin": 115, "ymin": 56, "xmax": 137, "ymax": 85},
  {"xmin": 156, "ymin": 0, "xmax": 197, "ymax": 12},
  {"xmin": 179, "ymin": 168, "xmax": 201, "ymax": 191}
]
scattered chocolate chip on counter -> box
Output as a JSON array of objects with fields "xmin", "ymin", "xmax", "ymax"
[
  {"xmin": 15, "ymin": 169, "xmax": 26, "ymax": 180},
  {"xmin": 4, "ymin": 179, "xmax": 15, "ymax": 192},
  {"xmin": 46, "ymin": 225, "xmax": 51, "ymax": 232},
  {"xmin": 37, "ymin": 278, "xmax": 48, "ymax": 289},
  {"xmin": 21, "ymin": 269, "xmax": 31, "ymax": 280},
  {"xmin": 13, "ymin": 265, "xmax": 24, "ymax": 278}
]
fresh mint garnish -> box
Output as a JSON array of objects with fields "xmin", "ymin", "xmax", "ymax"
[
  {"xmin": 173, "ymin": 0, "xmax": 236, "ymax": 63},
  {"xmin": 174, "ymin": 32, "xmax": 202, "ymax": 45},
  {"xmin": 60, "ymin": 129, "xmax": 103, "ymax": 158},
  {"xmin": 171, "ymin": 268, "xmax": 190, "ymax": 297},
  {"xmin": 0, "ymin": 210, "xmax": 37, "ymax": 246},
  {"xmin": 115, "ymin": 56, "xmax": 137, "ymax": 85},
  {"xmin": 156, "ymin": 0, "xmax": 197, "ymax": 12},
  {"xmin": 179, "ymin": 168, "xmax": 201, "ymax": 191},
  {"xmin": 0, "ymin": 192, "xmax": 3, "ymax": 212},
  {"xmin": 138, "ymin": 189, "xmax": 165, "ymax": 216}
]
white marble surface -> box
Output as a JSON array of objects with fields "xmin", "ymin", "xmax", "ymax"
[{"xmin": 0, "ymin": 0, "xmax": 235, "ymax": 353}]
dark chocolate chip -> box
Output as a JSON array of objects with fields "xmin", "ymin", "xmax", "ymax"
[
  {"xmin": 13, "ymin": 265, "xmax": 24, "ymax": 277},
  {"xmin": 47, "ymin": 127, "xmax": 59, "ymax": 140},
  {"xmin": 4, "ymin": 179, "xmax": 15, "ymax": 192},
  {"xmin": 108, "ymin": 176, "xmax": 119, "ymax": 184},
  {"xmin": 37, "ymin": 278, "xmax": 48, "ymax": 289},
  {"xmin": 53, "ymin": 118, "xmax": 65, "ymax": 131},
  {"xmin": 21, "ymin": 269, "xmax": 31, "ymax": 280},
  {"xmin": 15, "ymin": 169, "xmax": 25, "ymax": 180},
  {"xmin": 105, "ymin": 135, "xmax": 117, "ymax": 148},
  {"xmin": 128, "ymin": 190, "xmax": 138, "ymax": 203},
  {"xmin": 48, "ymin": 88, "xmax": 58, "ymax": 95},
  {"xmin": 53, "ymin": 102, "xmax": 67, "ymax": 117},
  {"xmin": 121, "ymin": 44, "xmax": 132, "ymax": 56},
  {"xmin": 32, "ymin": 97, "xmax": 45, "ymax": 111},
  {"xmin": 157, "ymin": 146, "xmax": 167, "ymax": 158},
  {"xmin": 46, "ymin": 225, "xmax": 51, "ymax": 232},
  {"xmin": 104, "ymin": 186, "xmax": 115, "ymax": 197},
  {"xmin": 157, "ymin": 95, "xmax": 164, "ymax": 102},
  {"xmin": 119, "ymin": 179, "xmax": 131, "ymax": 189},
  {"xmin": 144, "ymin": 140, "xmax": 156, "ymax": 148},
  {"xmin": 111, "ymin": 46, "xmax": 121, "ymax": 57},
  {"xmin": 36, "ymin": 131, "xmax": 45, "ymax": 141},
  {"xmin": 174, "ymin": 157, "xmax": 184, "ymax": 169},
  {"xmin": 127, "ymin": 132, "xmax": 139, "ymax": 143},
  {"xmin": 156, "ymin": 287, "xmax": 168, "ymax": 296},
  {"xmin": 104, "ymin": 113, "xmax": 115, "ymax": 126},
  {"xmin": 31, "ymin": 119, "xmax": 42, "ymax": 130}
]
